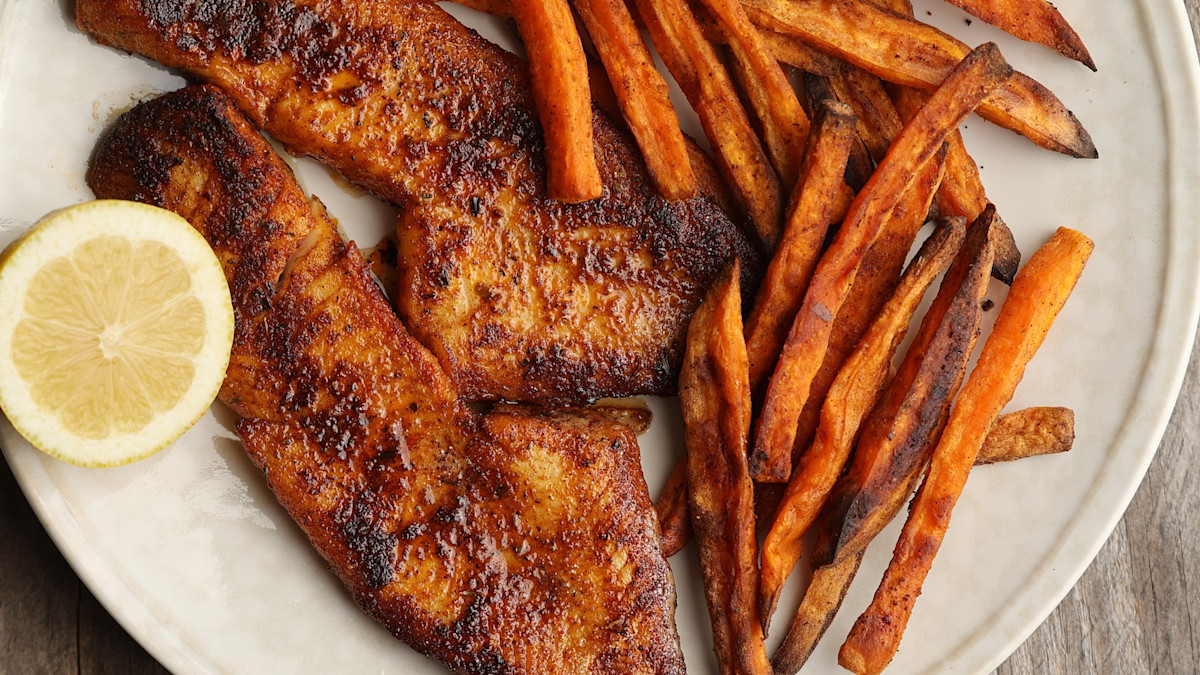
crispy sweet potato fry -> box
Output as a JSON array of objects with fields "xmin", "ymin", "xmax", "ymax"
[
  {"xmin": 887, "ymin": 85, "xmax": 1022, "ymax": 283},
  {"xmin": 757, "ymin": 218, "xmax": 965, "ymax": 629},
  {"xmin": 512, "ymin": 0, "xmax": 603, "ymax": 202},
  {"xmin": 678, "ymin": 260, "xmax": 771, "ymax": 675},
  {"xmin": 840, "ymin": 227, "xmax": 1094, "ymax": 675},
  {"xmin": 575, "ymin": 0, "xmax": 699, "ymax": 201},
  {"xmin": 801, "ymin": 73, "xmax": 875, "ymax": 190},
  {"xmin": 658, "ymin": 404, "xmax": 1070, "ymax": 563},
  {"xmin": 772, "ymin": 402, "xmax": 1075, "ymax": 674},
  {"xmin": 637, "ymin": 0, "xmax": 784, "ymax": 243},
  {"xmin": 771, "ymin": 520, "xmax": 863, "ymax": 675},
  {"xmin": 821, "ymin": 207, "xmax": 999, "ymax": 566},
  {"xmin": 976, "ymin": 406, "xmax": 1075, "ymax": 464},
  {"xmin": 761, "ymin": 27, "xmax": 840, "ymax": 75},
  {"xmin": 656, "ymin": 459, "xmax": 690, "ymax": 556},
  {"xmin": 944, "ymin": 0, "xmax": 1094, "ymax": 69},
  {"xmin": 750, "ymin": 44, "xmax": 1010, "ymax": 482},
  {"xmin": 722, "ymin": 53, "xmax": 807, "ymax": 194},
  {"xmin": 828, "ymin": 63, "xmax": 903, "ymax": 164},
  {"xmin": 745, "ymin": 99, "xmax": 857, "ymax": 392},
  {"xmin": 742, "ymin": 0, "xmax": 1098, "ymax": 158},
  {"xmin": 693, "ymin": 0, "xmax": 812, "ymax": 192},
  {"xmin": 693, "ymin": 8, "xmax": 840, "ymax": 76}
]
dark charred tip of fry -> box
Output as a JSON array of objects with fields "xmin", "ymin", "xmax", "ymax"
[
  {"xmin": 1075, "ymin": 49, "xmax": 1097, "ymax": 73},
  {"xmin": 1055, "ymin": 25, "xmax": 1096, "ymax": 71},
  {"xmin": 759, "ymin": 590, "xmax": 779, "ymax": 638},
  {"xmin": 983, "ymin": 207, "xmax": 1021, "ymax": 285},
  {"xmin": 1055, "ymin": 102, "xmax": 1098, "ymax": 158},
  {"xmin": 959, "ymin": 42, "xmax": 1015, "ymax": 90},
  {"xmin": 811, "ymin": 97, "xmax": 856, "ymax": 126}
]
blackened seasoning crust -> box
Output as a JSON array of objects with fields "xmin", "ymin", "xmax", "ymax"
[
  {"xmin": 88, "ymin": 86, "xmax": 685, "ymax": 674},
  {"xmin": 77, "ymin": 0, "xmax": 758, "ymax": 404}
]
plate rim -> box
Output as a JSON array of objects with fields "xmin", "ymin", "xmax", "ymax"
[{"xmin": 955, "ymin": 0, "xmax": 1200, "ymax": 670}]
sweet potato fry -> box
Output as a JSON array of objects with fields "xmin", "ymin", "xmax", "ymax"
[
  {"xmin": 771, "ymin": 402, "xmax": 1075, "ymax": 674},
  {"xmin": 742, "ymin": 0, "xmax": 1098, "ymax": 158},
  {"xmin": 745, "ymin": 99, "xmax": 857, "ymax": 392},
  {"xmin": 750, "ymin": 44, "xmax": 1009, "ymax": 482},
  {"xmin": 784, "ymin": 142, "xmax": 945, "ymax": 477},
  {"xmin": 657, "ymin": 405, "xmax": 1069, "ymax": 563},
  {"xmin": 679, "ymin": 260, "xmax": 771, "ymax": 675},
  {"xmin": 943, "ymin": 0, "xmax": 1094, "ymax": 69},
  {"xmin": 722, "ymin": 53, "xmax": 808, "ymax": 194},
  {"xmin": 887, "ymin": 85, "xmax": 1022, "ymax": 283},
  {"xmin": 757, "ymin": 218, "xmax": 965, "ymax": 629},
  {"xmin": 575, "ymin": 0, "xmax": 699, "ymax": 201},
  {"xmin": 839, "ymin": 227, "xmax": 1093, "ymax": 675},
  {"xmin": 771, "ymin": 520, "xmax": 863, "ymax": 675},
  {"xmin": 637, "ymin": 0, "xmax": 784, "ymax": 243},
  {"xmin": 828, "ymin": 63, "xmax": 903, "ymax": 164},
  {"xmin": 820, "ymin": 206, "xmax": 999, "ymax": 567},
  {"xmin": 693, "ymin": 0, "xmax": 812, "ymax": 192},
  {"xmin": 512, "ymin": 0, "xmax": 603, "ymax": 202},
  {"xmin": 655, "ymin": 459, "xmax": 690, "ymax": 556},
  {"xmin": 760, "ymin": 27, "xmax": 840, "ymax": 75},
  {"xmin": 801, "ymin": 73, "xmax": 875, "ymax": 190},
  {"xmin": 693, "ymin": 8, "xmax": 840, "ymax": 76},
  {"xmin": 975, "ymin": 406, "xmax": 1075, "ymax": 464}
]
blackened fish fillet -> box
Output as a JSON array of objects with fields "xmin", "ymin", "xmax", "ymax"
[
  {"xmin": 88, "ymin": 85, "xmax": 685, "ymax": 674},
  {"xmin": 76, "ymin": 0, "xmax": 756, "ymax": 404}
]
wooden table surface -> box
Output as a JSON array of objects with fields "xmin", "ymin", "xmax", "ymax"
[{"xmin": 4, "ymin": 4, "xmax": 1200, "ymax": 675}]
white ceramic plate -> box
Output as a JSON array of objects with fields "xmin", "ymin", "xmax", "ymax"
[{"xmin": 1, "ymin": 0, "xmax": 1198, "ymax": 672}]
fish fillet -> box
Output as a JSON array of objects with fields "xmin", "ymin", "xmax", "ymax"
[
  {"xmin": 87, "ymin": 84, "xmax": 685, "ymax": 674},
  {"xmin": 76, "ymin": 0, "xmax": 756, "ymax": 405}
]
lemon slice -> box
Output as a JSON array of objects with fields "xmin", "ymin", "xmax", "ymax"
[{"xmin": 0, "ymin": 200, "xmax": 234, "ymax": 467}]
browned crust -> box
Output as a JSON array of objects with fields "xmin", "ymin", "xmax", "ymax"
[
  {"xmin": 76, "ymin": 0, "xmax": 757, "ymax": 406},
  {"xmin": 87, "ymin": 85, "xmax": 685, "ymax": 675}
]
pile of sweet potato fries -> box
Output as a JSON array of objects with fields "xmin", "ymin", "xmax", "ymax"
[{"xmin": 458, "ymin": 0, "xmax": 1098, "ymax": 670}]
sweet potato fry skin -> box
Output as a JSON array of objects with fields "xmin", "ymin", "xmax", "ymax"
[
  {"xmin": 656, "ymin": 459, "xmax": 690, "ymax": 557},
  {"xmin": 757, "ymin": 218, "xmax": 965, "ymax": 629},
  {"xmin": 750, "ymin": 44, "xmax": 1010, "ymax": 482},
  {"xmin": 784, "ymin": 142, "xmax": 945, "ymax": 482},
  {"xmin": 944, "ymin": 0, "xmax": 1094, "ymax": 69},
  {"xmin": 976, "ymin": 406, "xmax": 1075, "ymax": 464},
  {"xmin": 576, "ymin": 0, "xmax": 699, "ymax": 201},
  {"xmin": 770, "ymin": 522, "xmax": 863, "ymax": 675},
  {"xmin": 637, "ymin": 0, "xmax": 784, "ymax": 243},
  {"xmin": 888, "ymin": 86, "xmax": 1022, "ymax": 284},
  {"xmin": 771, "ymin": 402, "xmax": 1075, "ymax": 674},
  {"xmin": 829, "ymin": 64, "xmax": 903, "ymax": 164},
  {"xmin": 801, "ymin": 73, "xmax": 876, "ymax": 190},
  {"xmin": 761, "ymin": 28, "xmax": 840, "ymax": 75},
  {"xmin": 839, "ymin": 227, "xmax": 1093, "ymax": 675},
  {"xmin": 512, "ymin": 0, "xmax": 603, "ymax": 202},
  {"xmin": 694, "ymin": 9, "xmax": 840, "ymax": 76},
  {"xmin": 692, "ymin": 0, "xmax": 811, "ymax": 192},
  {"xmin": 742, "ymin": 0, "xmax": 1097, "ymax": 158},
  {"xmin": 821, "ymin": 206, "xmax": 999, "ymax": 568},
  {"xmin": 745, "ymin": 99, "xmax": 857, "ymax": 392},
  {"xmin": 679, "ymin": 261, "xmax": 771, "ymax": 675}
]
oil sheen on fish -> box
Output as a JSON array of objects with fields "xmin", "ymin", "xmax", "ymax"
[
  {"xmin": 88, "ymin": 85, "xmax": 685, "ymax": 674},
  {"xmin": 76, "ymin": 0, "xmax": 756, "ymax": 405}
]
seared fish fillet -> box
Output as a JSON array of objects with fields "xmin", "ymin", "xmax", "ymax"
[
  {"xmin": 88, "ymin": 85, "xmax": 684, "ymax": 674},
  {"xmin": 76, "ymin": 0, "xmax": 756, "ymax": 405}
]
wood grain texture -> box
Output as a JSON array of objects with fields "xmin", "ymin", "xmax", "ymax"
[{"xmin": 2, "ymin": 5, "xmax": 1200, "ymax": 674}]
